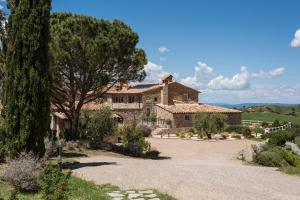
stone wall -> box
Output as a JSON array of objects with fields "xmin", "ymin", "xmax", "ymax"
[
  {"xmin": 168, "ymin": 82, "xmax": 198, "ymax": 104},
  {"xmin": 173, "ymin": 113, "xmax": 193, "ymax": 127},
  {"xmin": 113, "ymin": 109, "xmax": 143, "ymax": 124},
  {"xmin": 155, "ymin": 105, "xmax": 174, "ymax": 127},
  {"xmin": 225, "ymin": 112, "xmax": 242, "ymax": 125}
]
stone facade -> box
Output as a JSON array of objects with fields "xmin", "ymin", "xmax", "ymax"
[{"xmin": 53, "ymin": 74, "xmax": 242, "ymax": 130}]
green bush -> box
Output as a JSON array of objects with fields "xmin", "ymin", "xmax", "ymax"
[
  {"xmin": 119, "ymin": 124, "xmax": 149, "ymax": 155},
  {"xmin": 39, "ymin": 165, "xmax": 71, "ymax": 200},
  {"xmin": 282, "ymin": 150, "xmax": 300, "ymax": 167},
  {"xmin": 268, "ymin": 129, "xmax": 296, "ymax": 146},
  {"xmin": 178, "ymin": 131, "xmax": 186, "ymax": 138},
  {"xmin": 187, "ymin": 132, "xmax": 194, "ymax": 138},
  {"xmin": 225, "ymin": 125, "xmax": 244, "ymax": 134},
  {"xmin": 242, "ymin": 127, "xmax": 252, "ymax": 138},
  {"xmin": 79, "ymin": 107, "xmax": 115, "ymax": 140},
  {"xmin": 255, "ymin": 147, "xmax": 288, "ymax": 167},
  {"xmin": 145, "ymin": 149, "xmax": 161, "ymax": 159},
  {"xmin": 136, "ymin": 125, "xmax": 152, "ymax": 137}
]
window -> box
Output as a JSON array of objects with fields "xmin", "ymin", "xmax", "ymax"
[
  {"xmin": 154, "ymin": 97, "xmax": 158, "ymax": 102},
  {"xmin": 113, "ymin": 96, "xmax": 124, "ymax": 103},
  {"xmin": 183, "ymin": 94, "xmax": 188, "ymax": 102},
  {"xmin": 129, "ymin": 96, "xmax": 136, "ymax": 103},
  {"xmin": 185, "ymin": 115, "xmax": 190, "ymax": 121}
]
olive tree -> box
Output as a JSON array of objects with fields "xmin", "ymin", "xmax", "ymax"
[{"xmin": 193, "ymin": 113, "xmax": 226, "ymax": 139}]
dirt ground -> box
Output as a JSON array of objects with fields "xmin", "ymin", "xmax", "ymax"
[{"xmin": 73, "ymin": 138, "xmax": 300, "ymax": 200}]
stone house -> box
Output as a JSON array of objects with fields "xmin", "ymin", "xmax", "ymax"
[{"xmin": 77, "ymin": 74, "xmax": 241, "ymax": 129}]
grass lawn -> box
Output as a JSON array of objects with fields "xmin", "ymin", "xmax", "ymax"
[{"xmin": 0, "ymin": 173, "xmax": 176, "ymax": 200}]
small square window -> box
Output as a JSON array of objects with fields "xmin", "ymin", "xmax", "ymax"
[
  {"xmin": 154, "ymin": 97, "xmax": 158, "ymax": 102},
  {"xmin": 185, "ymin": 115, "xmax": 190, "ymax": 120}
]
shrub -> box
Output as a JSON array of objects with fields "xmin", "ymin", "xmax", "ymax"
[
  {"xmin": 187, "ymin": 132, "xmax": 194, "ymax": 138},
  {"xmin": 188, "ymin": 128, "xmax": 195, "ymax": 133},
  {"xmin": 272, "ymin": 120, "xmax": 280, "ymax": 127},
  {"xmin": 145, "ymin": 149, "xmax": 161, "ymax": 159},
  {"xmin": 225, "ymin": 125, "xmax": 244, "ymax": 134},
  {"xmin": 119, "ymin": 124, "xmax": 149, "ymax": 155},
  {"xmin": 178, "ymin": 131, "xmax": 186, "ymax": 138},
  {"xmin": 221, "ymin": 133, "xmax": 229, "ymax": 139},
  {"xmin": 242, "ymin": 127, "xmax": 252, "ymax": 138},
  {"xmin": 136, "ymin": 125, "xmax": 152, "ymax": 137},
  {"xmin": 231, "ymin": 134, "xmax": 241, "ymax": 139},
  {"xmin": 261, "ymin": 122, "xmax": 269, "ymax": 128},
  {"xmin": 268, "ymin": 129, "xmax": 296, "ymax": 146},
  {"xmin": 39, "ymin": 165, "xmax": 71, "ymax": 200},
  {"xmin": 282, "ymin": 150, "xmax": 300, "ymax": 167},
  {"xmin": 79, "ymin": 107, "xmax": 115, "ymax": 140},
  {"xmin": 255, "ymin": 147, "xmax": 288, "ymax": 167},
  {"xmin": 2, "ymin": 152, "xmax": 42, "ymax": 192}
]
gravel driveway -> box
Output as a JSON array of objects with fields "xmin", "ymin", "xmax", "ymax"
[{"xmin": 73, "ymin": 138, "xmax": 300, "ymax": 200}]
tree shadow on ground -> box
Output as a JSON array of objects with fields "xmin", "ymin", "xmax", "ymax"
[
  {"xmin": 65, "ymin": 161, "xmax": 117, "ymax": 170},
  {"xmin": 62, "ymin": 151, "xmax": 88, "ymax": 158}
]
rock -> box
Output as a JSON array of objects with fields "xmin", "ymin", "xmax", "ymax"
[
  {"xmin": 138, "ymin": 190, "xmax": 153, "ymax": 194},
  {"xmin": 126, "ymin": 190, "xmax": 136, "ymax": 194},
  {"xmin": 286, "ymin": 142, "xmax": 300, "ymax": 156},
  {"xmin": 149, "ymin": 198, "xmax": 160, "ymax": 200},
  {"xmin": 131, "ymin": 198, "xmax": 144, "ymax": 200},
  {"xmin": 128, "ymin": 193, "xmax": 142, "ymax": 199},
  {"xmin": 144, "ymin": 194, "xmax": 157, "ymax": 198},
  {"xmin": 240, "ymin": 144, "xmax": 255, "ymax": 162},
  {"xmin": 108, "ymin": 193, "xmax": 124, "ymax": 198},
  {"xmin": 113, "ymin": 198, "xmax": 123, "ymax": 200}
]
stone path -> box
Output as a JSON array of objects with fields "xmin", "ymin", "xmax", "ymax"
[{"xmin": 107, "ymin": 190, "xmax": 160, "ymax": 200}]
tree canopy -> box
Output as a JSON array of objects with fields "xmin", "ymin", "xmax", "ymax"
[{"xmin": 50, "ymin": 13, "xmax": 147, "ymax": 140}]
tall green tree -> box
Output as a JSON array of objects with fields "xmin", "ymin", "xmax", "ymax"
[
  {"xmin": 2, "ymin": 0, "xmax": 51, "ymax": 157},
  {"xmin": 50, "ymin": 13, "xmax": 147, "ymax": 140}
]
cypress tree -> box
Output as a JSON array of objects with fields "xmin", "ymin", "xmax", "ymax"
[{"xmin": 2, "ymin": 0, "xmax": 51, "ymax": 157}]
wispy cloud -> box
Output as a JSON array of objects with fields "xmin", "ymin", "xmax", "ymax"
[
  {"xmin": 252, "ymin": 67, "xmax": 285, "ymax": 78},
  {"xmin": 158, "ymin": 46, "xmax": 170, "ymax": 53},
  {"xmin": 291, "ymin": 29, "xmax": 300, "ymax": 48}
]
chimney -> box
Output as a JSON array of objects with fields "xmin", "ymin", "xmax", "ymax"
[
  {"xmin": 161, "ymin": 83, "xmax": 169, "ymax": 105},
  {"xmin": 161, "ymin": 74, "xmax": 173, "ymax": 105}
]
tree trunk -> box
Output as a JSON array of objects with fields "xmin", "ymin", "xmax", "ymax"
[{"xmin": 69, "ymin": 110, "xmax": 80, "ymax": 141}]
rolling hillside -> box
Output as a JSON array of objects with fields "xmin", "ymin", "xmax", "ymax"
[{"xmin": 242, "ymin": 105, "xmax": 300, "ymax": 126}]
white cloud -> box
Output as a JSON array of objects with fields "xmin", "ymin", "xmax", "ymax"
[
  {"xmin": 144, "ymin": 61, "xmax": 177, "ymax": 82},
  {"xmin": 180, "ymin": 61, "xmax": 214, "ymax": 90},
  {"xmin": 291, "ymin": 29, "xmax": 300, "ymax": 48},
  {"xmin": 158, "ymin": 46, "xmax": 170, "ymax": 53},
  {"xmin": 252, "ymin": 67, "xmax": 285, "ymax": 78},
  {"xmin": 202, "ymin": 84, "xmax": 300, "ymax": 104},
  {"xmin": 208, "ymin": 66, "xmax": 249, "ymax": 90}
]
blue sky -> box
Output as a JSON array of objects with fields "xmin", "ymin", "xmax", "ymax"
[{"xmin": 2, "ymin": 0, "xmax": 300, "ymax": 103}]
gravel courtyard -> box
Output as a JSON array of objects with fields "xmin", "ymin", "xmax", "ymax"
[{"xmin": 73, "ymin": 138, "xmax": 300, "ymax": 200}]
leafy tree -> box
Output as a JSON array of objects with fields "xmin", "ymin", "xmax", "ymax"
[
  {"xmin": 2, "ymin": 0, "xmax": 51, "ymax": 157},
  {"xmin": 50, "ymin": 13, "xmax": 147, "ymax": 140},
  {"xmin": 272, "ymin": 119, "xmax": 280, "ymax": 127},
  {"xmin": 79, "ymin": 107, "xmax": 114, "ymax": 140},
  {"xmin": 193, "ymin": 113, "xmax": 226, "ymax": 139}
]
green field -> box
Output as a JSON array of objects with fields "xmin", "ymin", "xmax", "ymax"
[{"xmin": 242, "ymin": 105, "xmax": 300, "ymax": 126}]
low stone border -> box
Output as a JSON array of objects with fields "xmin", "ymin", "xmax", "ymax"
[{"xmin": 107, "ymin": 189, "xmax": 160, "ymax": 200}]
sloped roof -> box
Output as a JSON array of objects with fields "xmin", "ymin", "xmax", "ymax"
[
  {"xmin": 106, "ymin": 82, "xmax": 163, "ymax": 94},
  {"xmin": 156, "ymin": 103, "xmax": 242, "ymax": 114}
]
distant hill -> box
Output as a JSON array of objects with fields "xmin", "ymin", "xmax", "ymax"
[{"xmin": 210, "ymin": 103, "xmax": 299, "ymax": 109}]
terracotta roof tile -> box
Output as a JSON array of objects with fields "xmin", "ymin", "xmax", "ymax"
[{"xmin": 156, "ymin": 103, "xmax": 242, "ymax": 114}]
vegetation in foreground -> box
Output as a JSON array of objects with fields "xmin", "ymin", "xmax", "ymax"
[
  {"xmin": 252, "ymin": 129, "xmax": 300, "ymax": 176},
  {"xmin": 0, "ymin": 174, "xmax": 175, "ymax": 200}
]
